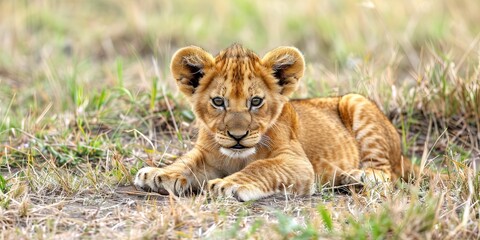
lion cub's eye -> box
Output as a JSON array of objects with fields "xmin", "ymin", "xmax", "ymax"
[
  {"xmin": 251, "ymin": 97, "xmax": 263, "ymax": 107},
  {"xmin": 212, "ymin": 97, "xmax": 225, "ymax": 107}
]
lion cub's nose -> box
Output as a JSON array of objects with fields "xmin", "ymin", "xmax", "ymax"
[{"xmin": 227, "ymin": 131, "xmax": 249, "ymax": 141}]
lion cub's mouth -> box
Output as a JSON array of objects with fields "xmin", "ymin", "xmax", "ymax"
[
  {"xmin": 219, "ymin": 146, "xmax": 256, "ymax": 159},
  {"xmin": 230, "ymin": 143, "xmax": 246, "ymax": 149}
]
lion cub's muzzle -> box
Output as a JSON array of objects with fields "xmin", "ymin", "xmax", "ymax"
[
  {"xmin": 219, "ymin": 129, "xmax": 259, "ymax": 149},
  {"xmin": 215, "ymin": 127, "xmax": 260, "ymax": 150},
  {"xmin": 215, "ymin": 129, "xmax": 261, "ymax": 158},
  {"xmin": 227, "ymin": 130, "xmax": 249, "ymax": 149}
]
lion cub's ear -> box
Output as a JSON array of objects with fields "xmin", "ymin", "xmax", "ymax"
[
  {"xmin": 170, "ymin": 46, "xmax": 215, "ymax": 96},
  {"xmin": 262, "ymin": 47, "xmax": 305, "ymax": 96}
]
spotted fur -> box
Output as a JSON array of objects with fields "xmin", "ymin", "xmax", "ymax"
[{"xmin": 134, "ymin": 44, "xmax": 426, "ymax": 201}]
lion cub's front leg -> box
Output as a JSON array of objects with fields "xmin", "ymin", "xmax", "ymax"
[
  {"xmin": 207, "ymin": 156, "xmax": 315, "ymax": 201},
  {"xmin": 135, "ymin": 167, "xmax": 189, "ymax": 195}
]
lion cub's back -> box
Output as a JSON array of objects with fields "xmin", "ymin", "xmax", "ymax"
[{"xmin": 290, "ymin": 98, "xmax": 360, "ymax": 183}]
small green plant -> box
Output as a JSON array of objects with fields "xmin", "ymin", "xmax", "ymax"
[
  {"xmin": 343, "ymin": 211, "xmax": 394, "ymax": 240},
  {"xmin": 317, "ymin": 205, "xmax": 333, "ymax": 231},
  {"xmin": 0, "ymin": 174, "xmax": 10, "ymax": 193}
]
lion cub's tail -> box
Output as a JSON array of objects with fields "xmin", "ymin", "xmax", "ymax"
[{"xmin": 392, "ymin": 155, "xmax": 449, "ymax": 182}]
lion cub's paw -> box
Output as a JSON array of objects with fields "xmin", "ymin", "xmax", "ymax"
[
  {"xmin": 340, "ymin": 169, "xmax": 391, "ymax": 187},
  {"xmin": 207, "ymin": 178, "xmax": 267, "ymax": 202},
  {"xmin": 134, "ymin": 167, "xmax": 189, "ymax": 196}
]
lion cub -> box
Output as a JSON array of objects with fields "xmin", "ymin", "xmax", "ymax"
[{"xmin": 134, "ymin": 44, "xmax": 420, "ymax": 201}]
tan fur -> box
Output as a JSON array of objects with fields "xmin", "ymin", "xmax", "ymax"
[{"xmin": 134, "ymin": 44, "xmax": 426, "ymax": 201}]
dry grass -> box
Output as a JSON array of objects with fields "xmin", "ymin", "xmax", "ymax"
[{"xmin": 1, "ymin": 0, "xmax": 479, "ymax": 239}]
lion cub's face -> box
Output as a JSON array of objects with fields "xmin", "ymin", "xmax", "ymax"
[{"xmin": 171, "ymin": 44, "xmax": 304, "ymax": 159}]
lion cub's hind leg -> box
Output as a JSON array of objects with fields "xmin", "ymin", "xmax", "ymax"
[
  {"xmin": 338, "ymin": 94, "xmax": 398, "ymax": 186},
  {"xmin": 340, "ymin": 168, "xmax": 391, "ymax": 187}
]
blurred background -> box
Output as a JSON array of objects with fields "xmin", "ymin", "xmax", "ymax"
[{"xmin": 0, "ymin": 0, "xmax": 478, "ymax": 165}]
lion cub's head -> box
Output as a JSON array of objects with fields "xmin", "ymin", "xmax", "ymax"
[{"xmin": 171, "ymin": 44, "xmax": 304, "ymax": 158}]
